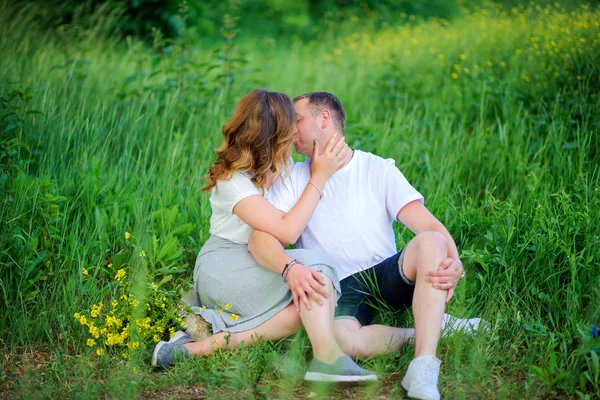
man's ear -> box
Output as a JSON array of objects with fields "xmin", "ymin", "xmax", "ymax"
[{"xmin": 321, "ymin": 109, "xmax": 331, "ymax": 129}]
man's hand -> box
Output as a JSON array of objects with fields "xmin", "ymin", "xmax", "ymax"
[
  {"xmin": 426, "ymin": 258, "xmax": 463, "ymax": 303},
  {"xmin": 285, "ymin": 263, "xmax": 328, "ymax": 312}
]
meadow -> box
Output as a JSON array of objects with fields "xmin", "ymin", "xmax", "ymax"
[{"xmin": 1, "ymin": 1, "xmax": 599, "ymax": 398}]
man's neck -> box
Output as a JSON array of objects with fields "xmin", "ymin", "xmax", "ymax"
[{"xmin": 340, "ymin": 148, "xmax": 354, "ymax": 170}]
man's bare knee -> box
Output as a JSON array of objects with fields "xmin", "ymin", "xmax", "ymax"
[
  {"xmin": 402, "ymin": 231, "xmax": 448, "ymax": 281},
  {"xmin": 412, "ymin": 231, "xmax": 447, "ymax": 252}
]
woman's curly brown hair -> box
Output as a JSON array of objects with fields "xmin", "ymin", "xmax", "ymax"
[{"xmin": 202, "ymin": 89, "xmax": 296, "ymax": 193}]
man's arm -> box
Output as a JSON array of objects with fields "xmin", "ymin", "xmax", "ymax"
[
  {"xmin": 396, "ymin": 200, "xmax": 464, "ymax": 302},
  {"xmin": 248, "ymin": 230, "xmax": 328, "ymax": 312}
]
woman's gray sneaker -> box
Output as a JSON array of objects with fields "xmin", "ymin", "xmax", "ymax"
[
  {"xmin": 304, "ymin": 355, "xmax": 378, "ymax": 382},
  {"xmin": 151, "ymin": 331, "xmax": 194, "ymax": 368}
]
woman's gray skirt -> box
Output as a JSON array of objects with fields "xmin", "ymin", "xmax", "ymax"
[{"xmin": 189, "ymin": 235, "xmax": 341, "ymax": 334}]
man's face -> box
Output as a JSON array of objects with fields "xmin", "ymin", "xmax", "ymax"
[{"xmin": 293, "ymin": 98, "xmax": 322, "ymax": 156}]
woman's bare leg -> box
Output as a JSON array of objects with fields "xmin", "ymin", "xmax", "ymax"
[
  {"xmin": 298, "ymin": 274, "xmax": 345, "ymax": 363},
  {"xmin": 184, "ymin": 275, "xmax": 345, "ymax": 363},
  {"xmin": 184, "ymin": 302, "xmax": 302, "ymax": 355}
]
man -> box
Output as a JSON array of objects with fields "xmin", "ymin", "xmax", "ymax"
[{"xmin": 248, "ymin": 92, "xmax": 484, "ymax": 400}]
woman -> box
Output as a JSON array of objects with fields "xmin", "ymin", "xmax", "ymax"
[{"xmin": 152, "ymin": 89, "xmax": 376, "ymax": 382}]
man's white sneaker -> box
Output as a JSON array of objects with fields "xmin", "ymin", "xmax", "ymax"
[
  {"xmin": 441, "ymin": 313, "xmax": 490, "ymax": 337},
  {"xmin": 401, "ymin": 356, "xmax": 441, "ymax": 400}
]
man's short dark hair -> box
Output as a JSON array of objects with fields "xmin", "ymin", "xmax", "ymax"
[{"xmin": 293, "ymin": 92, "xmax": 346, "ymax": 133}]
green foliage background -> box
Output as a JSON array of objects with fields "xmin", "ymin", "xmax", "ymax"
[{"xmin": 1, "ymin": 0, "xmax": 599, "ymax": 398}]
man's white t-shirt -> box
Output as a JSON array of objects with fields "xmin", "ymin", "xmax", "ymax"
[
  {"xmin": 266, "ymin": 150, "xmax": 423, "ymax": 280},
  {"xmin": 209, "ymin": 172, "xmax": 261, "ymax": 244}
]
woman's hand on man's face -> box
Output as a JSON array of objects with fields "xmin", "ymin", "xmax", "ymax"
[
  {"xmin": 310, "ymin": 132, "xmax": 349, "ymax": 181},
  {"xmin": 285, "ymin": 263, "xmax": 328, "ymax": 313}
]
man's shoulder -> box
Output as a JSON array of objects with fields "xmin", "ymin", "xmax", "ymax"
[{"xmin": 355, "ymin": 150, "xmax": 397, "ymax": 170}]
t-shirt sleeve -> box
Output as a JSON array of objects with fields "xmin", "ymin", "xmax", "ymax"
[
  {"xmin": 383, "ymin": 161, "xmax": 424, "ymax": 221},
  {"xmin": 213, "ymin": 173, "xmax": 260, "ymax": 212}
]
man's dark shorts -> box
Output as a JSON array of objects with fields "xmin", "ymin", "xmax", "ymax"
[{"xmin": 334, "ymin": 248, "xmax": 415, "ymax": 326}]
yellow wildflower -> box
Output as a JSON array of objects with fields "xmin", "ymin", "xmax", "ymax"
[
  {"xmin": 153, "ymin": 334, "xmax": 161, "ymax": 343},
  {"xmin": 89, "ymin": 325, "xmax": 100, "ymax": 339},
  {"xmin": 87, "ymin": 338, "xmax": 96, "ymax": 347},
  {"xmin": 74, "ymin": 312, "xmax": 81, "ymax": 319},
  {"xmin": 96, "ymin": 348, "xmax": 104, "ymax": 356},
  {"xmin": 90, "ymin": 303, "xmax": 103, "ymax": 318},
  {"xmin": 83, "ymin": 269, "xmax": 88, "ymax": 276},
  {"xmin": 115, "ymin": 269, "xmax": 126, "ymax": 281},
  {"xmin": 124, "ymin": 231, "xmax": 131, "ymax": 240},
  {"xmin": 169, "ymin": 328, "xmax": 176, "ymax": 338},
  {"xmin": 79, "ymin": 316, "xmax": 88, "ymax": 326},
  {"xmin": 108, "ymin": 263, "xmax": 112, "ymax": 268},
  {"xmin": 230, "ymin": 313, "xmax": 240, "ymax": 321},
  {"xmin": 224, "ymin": 303, "xmax": 232, "ymax": 311},
  {"xmin": 451, "ymin": 73, "xmax": 458, "ymax": 79},
  {"xmin": 139, "ymin": 250, "xmax": 146, "ymax": 257}
]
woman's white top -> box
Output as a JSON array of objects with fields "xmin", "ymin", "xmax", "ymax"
[{"xmin": 209, "ymin": 172, "xmax": 261, "ymax": 244}]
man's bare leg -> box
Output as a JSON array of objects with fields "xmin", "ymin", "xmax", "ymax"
[
  {"xmin": 333, "ymin": 232, "xmax": 447, "ymax": 359},
  {"xmin": 402, "ymin": 231, "xmax": 448, "ymax": 357},
  {"xmin": 334, "ymin": 318, "xmax": 414, "ymax": 359}
]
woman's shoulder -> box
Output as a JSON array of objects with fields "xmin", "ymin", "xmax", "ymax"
[{"xmin": 215, "ymin": 172, "xmax": 259, "ymax": 195}]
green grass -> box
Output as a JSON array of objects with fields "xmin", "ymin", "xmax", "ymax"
[{"xmin": 1, "ymin": 0, "xmax": 599, "ymax": 398}]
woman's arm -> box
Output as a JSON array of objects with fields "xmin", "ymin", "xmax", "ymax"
[
  {"xmin": 248, "ymin": 229, "xmax": 327, "ymax": 312},
  {"xmin": 234, "ymin": 134, "xmax": 347, "ymax": 244}
]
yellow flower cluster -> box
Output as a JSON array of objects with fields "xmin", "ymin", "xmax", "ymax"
[
  {"xmin": 313, "ymin": 2, "xmax": 599, "ymax": 100},
  {"xmin": 105, "ymin": 315, "xmax": 123, "ymax": 328},
  {"xmin": 74, "ymin": 243, "xmax": 189, "ymax": 360},
  {"xmin": 90, "ymin": 302, "xmax": 103, "ymax": 318},
  {"xmin": 115, "ymin": 269, "xmax": 126, "ymax": 281}
]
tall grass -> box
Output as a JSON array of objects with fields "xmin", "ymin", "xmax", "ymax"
[{"xmin": 1, "ymin": 1, "xmax": 599, "ymax": 398}]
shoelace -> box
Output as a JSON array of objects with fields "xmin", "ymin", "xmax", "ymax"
[{"xmin": 418, "ymin": 361, "xmax": 439, "ymax": 385}]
